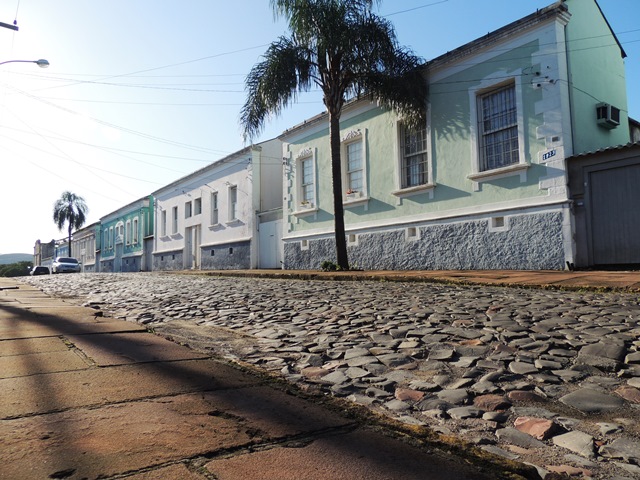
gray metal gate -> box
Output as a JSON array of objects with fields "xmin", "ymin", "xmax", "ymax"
[{"xmin": 589, "ymin": 163, "xmax": 640, "ymax": 265}]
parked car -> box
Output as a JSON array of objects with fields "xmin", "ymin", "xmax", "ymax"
[
  {"xmin": 30, "ymin": 266, "xmax": 50, "ymax": 276},
  {"xmin": 51, "ymin": 257, "xmax": 81, "ymax": 273}
]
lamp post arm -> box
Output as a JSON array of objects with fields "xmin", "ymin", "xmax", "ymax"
[
  {"xmin": 0, "ymin": 59, "xmax": 49, "ymax": 68},
  {"xmin": 0, "ymin": 21, "xmax": 18, "ymax": 32}
]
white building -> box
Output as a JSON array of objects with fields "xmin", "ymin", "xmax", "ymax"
[{"xmin": 152, "ymin": 138, "xmax": 284, "ymax": 270}]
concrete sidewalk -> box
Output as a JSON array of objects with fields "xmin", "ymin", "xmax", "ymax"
[{"xmin": 0, "ymin": 278, "xmax": 537, "ymax": 480}]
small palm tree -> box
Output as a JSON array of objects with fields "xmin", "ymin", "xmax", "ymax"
[
  {"xmin": 53, "ymin": 191, "xmax": 88, "ymax": 257},
  {"xmin": 241, "ymin": 0, "xmax": 427, "ymax": 270}
]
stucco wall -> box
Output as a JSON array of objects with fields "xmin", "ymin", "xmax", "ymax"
[
  {"xmin": 565, "ymin": 0, "xmax": 629, "ymax": 153},
  {"xmin": 282, "ymin": 17, "xmax": 572, "ymax": 242},
  {"xmin": 284, "ymin": 211, "xmax": 565, "ymax": 271}
]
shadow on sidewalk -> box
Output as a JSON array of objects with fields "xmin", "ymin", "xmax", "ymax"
[{"xmin": 0, "ymin": 295, "xmax": 535, "ymax": 480}]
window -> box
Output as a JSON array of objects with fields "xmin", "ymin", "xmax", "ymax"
[
  {"xmin": 126, "ymin": 221, "xmax": 131, "ymax": 245},
  {"xmin": 400, "ymin": 124, "xmax": 428, "ymax": 188},
  {"xmin": 478, "ymin": 83, "xmax": 519, "ymax": 171},
  {"xmin": 194, "ymin": 197, "xmax": 202, "ymax": 215},
  {"xmin": 346, "ymin": 141, "xmax": 363, "ymax": 192},
  {"xmin": 341, "ymin": 129, "xmax": 367, "ymax": 202},
  {"xmin": 292, "ymin": 149, "xmax": 317, "ymax": 217},
  {"xmin": 489, "ymin": 216, "xmax": 510, "ymax": 232},
  {"xmin": 104, "ymin": 229, "xmax": 109, "ymax": 249},
  {"xmin": 229, "ymin": 186, "xmax": 238, "ymax": 221},
  {"xmin": 185, "ymin": 201, "xmax": 192, "ymax": 219},
  {"xmin": 133, "ymin": 218, "xmax": 139, "ymax": 244},
  {"xmin": 161, "ymin": 210, "xmax": 167, "ymax": 236},
  {"xmin": 172, "ymin": 206, "xmax": 178, "ymax": 234},
  {"xmin": 109, "ymin": 227, "xmax": 114, "ymax": 248},
  {"xmin": 211, "ymin": 192, "xmax": 219, "ymax": 225},
  {"xmin": 300, "ymin": 157, "xmax": 314, "ymax": 205}
]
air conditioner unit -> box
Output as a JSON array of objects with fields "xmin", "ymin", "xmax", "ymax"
[{"xmin": 596, "ymin": 103, "xmax": 620, "ymax": 129}]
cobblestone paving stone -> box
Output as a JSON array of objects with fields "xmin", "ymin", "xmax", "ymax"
[{"xmin": 21, "ymin": 273, "xmax": 640, "ymax": 480}]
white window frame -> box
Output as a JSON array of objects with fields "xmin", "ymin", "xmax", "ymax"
[
  {"xmin": 341, "ymin": 129, "xmax": 368, "ymax": 207},
  {"xmin": 468, "ymin": 74, "xmax": 528, "ymax": 190},
  {"xmin": 228, "ymin": 185, "xmax": 238, "ymax": 222},
  {"xmin": 194, "ymin": 197, "xmax": 202, "ymax": 215},
  {"xmin": 210, "ymin": 191, "xmax": 219, "ymax": 225},
  {"xmin": 293, "ymin": 148, "xmax": 318, "ymax": 216},
  {"xmin": 488, "ymin": 215, "xmax": 510, "ymax": 233},
  {"xmin": 393, "ymin": 113, "xmax": 435, "ymax": 198},
  {"xmin": 299, "ymin": 156, "xmax": 315, "ymax": 205},
  {"xmin": 405, "ymin": 226, "xmax": 420, "ymax": 242},
  {"xmin": 161, "ymin": 210, "xmax": 167, "ymax": 237},
  {"xmin": 185, "ymin": 201, "xmax": 192, "ymax": 219},
  {"xmin": 172, "ymin": 206, "xmax": 178, "ymax": 234},
  {"xmin": 116, "ymin": 222, "xmax": 124, "ymax": 244},
  {"xmin": 133, "ymin": 217, "xmax": 139, "ymax": 244},
  {"xmin": 125, "ymin": 220, "xmax": 131, "ymax": 245}
]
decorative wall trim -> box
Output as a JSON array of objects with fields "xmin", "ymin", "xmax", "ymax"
[
  {"xmin": 342, "ymin": 129, "xmax": 362, "ymax": 142},
  {"xmin": 296, "ymin": 147, "xmax": 313, "ymax": 159}
]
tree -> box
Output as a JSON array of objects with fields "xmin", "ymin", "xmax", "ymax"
[
  {"xmin": 241, "ymin": 0, "xmax": 427, "ymax": 270},
  {"xmin": 53, "ymin": 191, "xmax": 88, "ymax": 257},
  {"xmin": 0, "ymin": 261, "xmax": 32, "ymax": 277}
]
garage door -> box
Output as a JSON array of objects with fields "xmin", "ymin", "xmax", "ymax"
[{"xmin": 589, "ymin": 163, "xmax": 640, "ymax": 265}]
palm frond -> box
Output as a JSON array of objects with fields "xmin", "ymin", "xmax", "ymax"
[
  {"xmin": 53, "ymin": 191, "xmax": 88, "ymax": 233},
  {"xmin": 240, "ymin": 37, "xmax": 315, "ymax": 141}
]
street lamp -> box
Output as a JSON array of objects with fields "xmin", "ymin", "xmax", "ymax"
[{"xmin": 0, "ymin": 59, "xmax": 49, "ymax": 68}]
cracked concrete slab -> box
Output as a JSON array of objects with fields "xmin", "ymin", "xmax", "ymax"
[
  {"xmin": 200, "ymin": 386, "xmax": 351, "ymax": 437},
  {"xmin": 0, "ymin": 336, "xmax": 69, "ymax": 356},
  {"xmin": 0, "ymin": 394, "xmax": 255, "ymax": 480},
  {"xmin": 0, "ymin": 349, "xmax": 89, "ymax": 378},
  {"xmin": 66, "ymin": 332, "xmax": 208, "ymax": 366},
  {"xmin": 205, "ymin": 428, "xmax": 487, "ymax": 480},
  {"xmin": 0, "ymin": 359, "xmax": 258, "ymax": 419}
]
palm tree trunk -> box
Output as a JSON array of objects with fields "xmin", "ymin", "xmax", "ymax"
[
  {"xmin": 329, "ymin": 112, "xmax": 349, "ymax": 270},
  {"xmin": 68, "ymin": 224, "xmax": 72, "ymax": 257}
]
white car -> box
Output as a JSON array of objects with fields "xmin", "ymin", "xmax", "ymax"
[{"xmin": 51, "ymin": 257, "xmax": 81, "ymax": 273}]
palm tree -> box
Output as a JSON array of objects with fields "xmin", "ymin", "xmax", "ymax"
[
  {"xmin": 53, "ymin": 191, "xmax": 88, "ymax": 257},
  {"xmin": 241, "ymin": 0, "xmax": 427, "ymax": 270}
]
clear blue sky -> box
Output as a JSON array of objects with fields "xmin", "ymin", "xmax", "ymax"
[{"xmin": 1, "ymin": 0, "xmax": 637, "ymax": 254}]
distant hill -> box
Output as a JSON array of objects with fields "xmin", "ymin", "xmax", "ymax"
[{"xmin": 0, "ymin": 253, "xmax": 32, "ymax": 265}]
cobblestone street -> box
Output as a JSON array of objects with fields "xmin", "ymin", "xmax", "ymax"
[{"xmin": 21, "ymin": 272, "xmax": 640, "ymax": 479}]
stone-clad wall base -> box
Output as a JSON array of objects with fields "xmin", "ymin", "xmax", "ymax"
[
  {"xmin": 153, "ymin": 251, "xmax": 184, "ymax": 271},
  {"xmin": 100, "ymin": 260, "xmax": 114, "ymax": 273},
  {"xmin": 200, "ymin": 240, "xmax": 251, "ymax": 270},
  {"xmin": 121, "ymin": 257, "xmax": 141, "ymax": 272},
  {"xmin": 284, "ymin": 212, "xmax": 565, "ymax": 271}
]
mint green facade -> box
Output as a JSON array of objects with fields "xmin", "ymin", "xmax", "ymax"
[
  {"xmin": 99, "ymin": 196, "xmax": 154, "ymax": 272},
  {"xmin": 281, "ymin": 0, "xmax": 629, "ymax": 271},
  {"xmin": 565, "ymin": 0, "xmax": 629, "ymax": 153}
]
